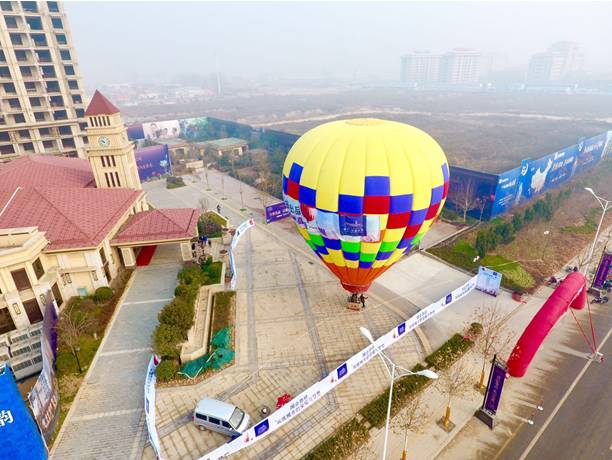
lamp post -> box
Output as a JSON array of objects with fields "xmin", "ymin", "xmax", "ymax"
[
  {"xmin": 583, "ymin": 188, "xmax": 611, "ymax": 277},
  {"xmin": 359, "ymin": 327, "xmax": 438, "ymax": 460},
  {"xmin": 541, "ymin": 230, "xmax": 551, "ymax": 260}
]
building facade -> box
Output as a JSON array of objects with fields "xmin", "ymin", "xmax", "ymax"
[
  {"xmin": 0, "ymin": 0, "xmax": 87, "ymax": 160},
  {"xmin": 399, "ymin": 51, "xmax": 440, "ymax": 84},
  {"xmin": 527, "ymin": 41, "xmax": 584, "ymax": 83},
  {"xmin": 439, "ymin": 48, "xmax": 482, "ymax": 85}
]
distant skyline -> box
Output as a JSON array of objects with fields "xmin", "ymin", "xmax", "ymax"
[{"xmin": 65, "ymin": 1, "xmax": 612, "ymax": 87}]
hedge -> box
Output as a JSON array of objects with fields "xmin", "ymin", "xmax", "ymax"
[
  {"xmin": 156, "ymin": 359, "xmax": 180, "ymax": 382},
  {"xmin": 425, "ymin": 333, "xmax": 474, "ymax": 370},
  {"xmin": 302, "ymin": 418, "xmax": 369, "ymax": 460},
  {"xmin": 153, "ymin": 324, "xmax": 184, "ymax": 359},
  {"xmin": 93, "ymin": 286, "xmax": 113, "ymax": 303}
]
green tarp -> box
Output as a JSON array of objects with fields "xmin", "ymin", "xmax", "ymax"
[{"xmin": 179, "ymin": 327, "xmax": 234, "ymax": 379}]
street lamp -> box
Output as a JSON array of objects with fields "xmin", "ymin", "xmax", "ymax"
[
  {"xmin": 541, "ymin": 230, "xmax": 551, "ymax": 260},
  {"xmin": 359, "ymin": 327, "xmax": 438, "ymax": 460},
  {"xmin": 583, "ymin": 188, "xmax": 611, "ymax": 277}
]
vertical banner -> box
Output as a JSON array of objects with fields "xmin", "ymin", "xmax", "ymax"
[
  {"xmin": 476, "ymin": 266, "xmax": 502, "ymax": 297},
  {"xmin": 593, "ymin": 251, "xmax": 612, "ymax": 289},
  {"xmin": 144, "ymin": 355, "xmax": 163, "ymax": 459},
  {"xmin": 264, "ymin": 202, "xmax": 290, "ymax": 224},
  {"xmin": 230, "ymin": 219, "xmax": 255, "ymax": 289},
  {"xmin": 27, "ymin": 296, "xmax": 59, "ymax": 444},
  {"xmin": 483, "ymin": 359, "xmax": 507, "ymax": 415}
]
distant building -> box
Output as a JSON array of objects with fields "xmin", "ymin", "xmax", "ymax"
[
  {"xmin": 204, "ymin": 137, "xmax": 248, "ymax": 157},
  {"xmin": 0, "ymin": 1, "xmax": 87, "ymax": 160},
  {"xmin": 400, "ymin": 51, "xmax": 440, "ymax": 84},
  {"xmin": 439, "ymin": 49, "xmax": 482, "ymax": 85},
  {"xmin": 527, "ymin": 41, "xmax": 584, "ymax": 83}
]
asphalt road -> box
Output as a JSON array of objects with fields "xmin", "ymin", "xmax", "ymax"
[{"xmin": 499, "ymin": 304, "xmax": 612, "ymax": 460}]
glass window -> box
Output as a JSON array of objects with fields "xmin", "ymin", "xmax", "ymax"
[
  {"xmin": 14, "ymin": 50, "xmax": 27, "ymax": 61},
  {"xmin": 34, "ymin": 112, "xmax": 46, "ymax": 121},
  {"xmin": 20, "ymin": 65, "xmax": 33, "ymax": 76},
  {"xmin": 2, "ymin": 83, "xmax": 16, "ymax": 93},
  {"xmin": 62, "ymin": 137, "xmax": 75, "ymax": 148},
  {"xmin": 13, "ymin": 114, "xmax": 25, "ymax": 123},
  {"xmin": 10, "ymin": 33, "xmax": 23, "ymax": 45},
  {"xmin": 0, "ymin": 50, "xmax": 5, "ymax": 61},
  {"xmin": 0, "ymin": 131, "xmax": 9, "ymax": 142},
  {"xmin": 8, "ymin": 98, "xmax": 20, "ymax": 108},
  {"xmin": 55, "ymin": 33, "xmax": 66, "ymax": 44},
  {"xmin": 64, "ymin": 65, "xmax": 75, "ymax": 75},
  {"xmin": 60, "ymin": 49, "xmax": 71, "ymax": 61},
  {"xmin": 21, "ymin": 2, "xmax": 38, "ymax": 13},
  {"xmin": 25, "ymin": 16, "xmax": 43, "ymax": 30},
  {"xmin": 229, "ymin": 408, "xmax": 245, "ymax": 429},
  {"xmin": 4, "ymin": 15, "xmax": 17, "ymax": 28},
  {"xmin": 208, "ymin": 417, "xmax": 221, "ymax": 425},
  {"xmin": 22, "ymin": 142, "xmax": 34, "ymax": 151},
  {"xmin": 68, "ymin": 80, "xmax": 78, "ymax": 90},
  {"xmin": 58, "ymin": 125, "xmax": 71, "ymax": 135},
  {"xmin": 46, "ymin": 80, "xmax": 59, "ymax": 91},
  {"xmin": 31, "ymin": 32, "xmax": 47, "ymax": 46},
  {"xmin": 221, "ymin": 421, "xmax": 232, "ymax": 429},
  {"xmin": 0, "ymin": 2, "xmax": 13, "ymax": 11},
  {"xmin": 39, "ymin": 127, "xmax": 50, "ymax": 136},
  {"xmin": 0, "ymin": 307, "xmax": 16, "ymax": 335},
  {"xmin": 47, "ymin": 2, "xmax": 59, "ymax": 13},
  {"xmin": 11, "ymin": 268, "xmax": 32, "ymax": 291},
  {"xmin": 51, "ymin": 17, "xmax": 63, "ymax": 29},
  {"xmin": 33, "ymin": 258, "xmax": 44, "ymax": 279},
  {"xmin": 0, "ymin": 144, "xmax": 16, "ymax": 154},
  {"xmin": 42, "ymin": 140, "xmax": 54, "ymax": 148},
  {"xmin": 72, "ymin": 94, "xmax": 82, "ymax": 104},
  {"xmin": 35, "ymin": 49, "xmax": 51, "ymax": 62},
  {"xmin": 0, "ymin": 66, "xmax": 11, "ymax": 77},
  {"xmin": 53, "ymin": 110, "xmax": 67, "ymax": 120},
  {"xmin": 25, "ymin": 82, "xmax": 37, "ymax": 92},
  {"xmin": 18, "ymin": 129, "xmax": 30, "ymax": 138},
  {"xmin": 41, "ymin": 65, "xmax": 55, "ymax": 78},
  {"xmin": 75, "ymin": 108, "xmax": 84, "ymax": 118}
]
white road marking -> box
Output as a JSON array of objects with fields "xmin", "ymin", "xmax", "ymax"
[
  {"xmin": 123, "ymin": 298, "xmax": 173, "ymax": 305},
  {"xmin": 71, "ymin": 408, "xmax": 141, "ymax": 422},
  {"xmin": 99, "ymin": 347, "xmax": 151, "ymax": 357},
  {"xmin": 518, "ymin": 326, "xmax": 612, "ymax": 460}
]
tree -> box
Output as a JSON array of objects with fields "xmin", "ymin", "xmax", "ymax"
[
  {"xmin": 475, "ymin": 231, "xmax": 487, "ymax": 258},
  {"xmin": 453, "ymin": 178, "xmax": 479, "ymax": 222},
  {"xmin": 56, "ymin": 303, "xmax": 96, "ymax": 373},
  {"xmin": 471, "ymin": 304, "xmax": 514, "ymax": 391},
  {"xmin": 511, "ymin": 213, "xmax": 523, "ymax": 233},
  {"xmin": 203, "ymin": 167, "xmax": 211, "ymax": 190},
  {"xmin": 476, "ymin": 196, "xmax": 489, "ymax": 221},
  {"xmin": 523, "ymin": 206, "xmax": 535, "ymax": 223},
  {"xmin": 437, "ymin": 357, "xmax": 472, "ymax": 430},
  {"xmin": 392, "ymin": 395, "xmax": 429, "ymax": 460}
]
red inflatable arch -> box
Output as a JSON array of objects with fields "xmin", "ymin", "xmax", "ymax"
[{"xmin": 506, "ymin": 272, "xmax": 587, "ymax": 378}]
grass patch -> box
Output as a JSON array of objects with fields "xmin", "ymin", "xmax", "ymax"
[
  {"xmin": 166, "ymin": 182, "xmax": 186, "ymax": 189},
  {"xmin": 424, "ymin": 333, "xmax": 474, "ymax": 370},
  {"xmin": 303, "ymin": 418, "xmax": 370, "ymax": 460},
  {"xmin": 211, "ymin": 291, "xmax": 235, "ymax": 336},
  {"xmin": 201, "ymin": 260, "xmax": 223, "ymax": 285},
  {"xmin": 561, "ymin": 207, "xmax": 600, "ymax": 234}
]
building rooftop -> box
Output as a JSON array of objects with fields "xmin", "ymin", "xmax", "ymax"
[
  {"xmin": 0, "ymin": 156, "xmax": 96, "ymax": 190},
  {"xmin": 0, "ymin": 187, "xmax": 143, "ymax": 251},
  {"xmin": 85, "ymin": 90, "xmax": 120, "ymax": 116},
  {"xmin": 206, "ymin": 138, "xmax": 248, "ymax": 149},
  {"xmin": 111, "ymin": 208, "xmax": 199, "ymax": 245}
]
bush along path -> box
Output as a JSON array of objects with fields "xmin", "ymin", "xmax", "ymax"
[{"xmin": 303, "ymin": 327, "xmax": 480, "ymax": 460}]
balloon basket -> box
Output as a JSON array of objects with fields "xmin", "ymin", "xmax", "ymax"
[{"xmin": 346, "ymin": 301, "xmax": 363, "ymax": 311}]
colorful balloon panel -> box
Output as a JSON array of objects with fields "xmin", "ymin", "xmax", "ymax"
[{"xmin": 282, "ymin": 119, "xmax": 449, "ymax": 294}]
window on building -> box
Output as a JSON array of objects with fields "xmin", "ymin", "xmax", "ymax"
[
  {"xmin": 60, "ymin": 49, "xmax": 71, "ymax": 61},
  {"xmin": 8, "ymin": 98, "xmax": 20, "ymax": 108},
  {"xmin": 50, "ymin": 95, "xmax": 63, "ymax": 107},
  {"xmin": 39, "ymin": 127, "xmax": 50, "ymax": 136},
  {"xmin": 110, "ymin": 155, "xmax": 116, "ymax": 167},
  {"xmin": 34, "ymin": 112, "xmax": 46, "ymax": 121},
  {"xmin": 46, "ymin": 80, "xmax": 59, "ymax": 92},
  {"xmin": 114, "ymin": 172, "xmax": 121, "ymax": 187},
  {"xmin": 32, "ymin": 258, "xmax": 45, "ymax": 279},
  {"xmin": 53, "ymin": 110, "xmax": 67, "ymax": 121},
  {"xmin": 2, "ymin": 82, "xmax": 16, "ymax": 93},
  {"xmin": 41, "ymin": 65, "xmax": 55, "ymax": 78},
  {"xmin": 51, "ymin": 16, "xmax": 62, "ymax": 29},
  {"xmin": 14, "ymin": 50, "xmax": 28, "ymax": 61},
  {"xmin": 0, "ymin": 1, "xmax": 13, "ymax": 11},
  {"xmin": 11, "ymin": 268, "xmax": 32, "ymax": 291},
  {"xmin": 4, "ymin": 15, "xmax": 17, "ymax": 28},
  {"xmin": 55, "ymin": 33, "xmax": 66, "ymax": 44},
  {"xmin": 58, "ymin": 125, "xmax": 71, "ymax": 135},
  {"xmin": 0, "ymin": 145, "xmax": 16, "ymax": 154},
  {"xmin": 25, "ymin": 16, "xmax": 43, "ymax": 30},
  {"xmin": 10, "ymin": 33, "xmax": 23, "ymax": 46},
  {"xmin": 0, "ymin": 66, "xmax": 11, "ymax": 78},
  {"xmin": 21, "ymin": 1, "xmax": 38, "ymax": 13},
  {"xmin": 0, "ymin": 307, "xmax": 16, "ymax": 335},
  {"xmin": 0, "ymin": 50, "xmax": 5, "ymax": 61},
  {"xmin": 20, "ymin": 65, "xmax": 33, "ymax": 77},
  {"xmin": 75, "ymin": 108, "xmax": 84, "ymax": 118},
  {"xmin": 105, "ymin": 172, "xmax": 111, "ymax": 187},
  {"xmin": 0, "ymin": 131, "xmax": 9, "ymax": 142},
  {"xmin": 62, "ymin": 137, "xmax": 74, "ymax": 148},
  {"xmin": 42, "ymin": 140, "xmax": 54, "ymax": 149},
  {"xmin": 18, "ymin": 129, "xmax": 30, "ymax": 139},
  {"xmin": 67, "ymin": 80, "xmax": 78, "ymax": 90},
  {"xmin": 13, "ymin": 114, "xmax": 25, "ymax": 123},
  {"xmin": 47, "ymin": 1, "xmax": 59, "ymax": 13},
  {"xmin": 22, "ymin": 142, "xmax": 34, "ymax": 151},
  {"xmin": 35, "ymin": 49, "xmax": 51, "ymax": 62},
  {"xmin": 31, "ymin": 32, "xmax": 47, "ymax": 46},
  {"xmin": 63, "ymin": 64, "xmax": 75, "ymax": 75},
  {"xmin": 72, "ymin": 94, "xmax": 82, "ymax": 104},
  {"xmin": 101, "ymin": 156, "xmax": 106, "ymax": 167}
]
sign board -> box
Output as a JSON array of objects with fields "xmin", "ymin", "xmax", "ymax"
[
  {"xmin": 265, "ymin": 202, "xmax": 290, "ymax": 224},
  {"xmin": 483, "ymin": 359, "xmax": 507, "ymax": 415},
  {"xmin": 135, "ymin": 144, "xmax": 172, "ymax": 182},
  {"xmin": 593, "ymin": 251, "xmax": 612, "ymax": 288},
  {"xmin": 476, "ymin": 266, "xmax": 502, "ymax": 297},
  {"xmin": 27, "ymin": 297, "xmax": 59, "ymax": 444},
  {"xmin": 200, "ymin": 274, "xmax": 479, "ymax": 459},
  {"xmin": 144, "ymin": 355, "xmax": 163, "ymax": 459}
]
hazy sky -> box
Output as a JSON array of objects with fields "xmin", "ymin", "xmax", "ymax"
[{"xmin": 65, "ymin": 1, "xmax": 612, "ymax": 86}]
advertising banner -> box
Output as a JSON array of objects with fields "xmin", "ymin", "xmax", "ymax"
[
  {"xmin": 135, "ymin": 145, "xmax": 172, "ymax": 181},
  {"xmin": 201, "ymin": 274, "xmax": 480, "ymax": 460},
  {"xmin": 127, "ymin": 123, "xmax": 145, "ymax": 141},
  {"xmin": 574, "ymin": 132, "xmax": 608, "ymax": 175},
  {"xmin": 27, "ymin": 297, "xmax": 59, "ymax": 444},
  {"xmin": 265, "ymin": 202, "xmax": 290, "ymax": 224},
  {"xmin": 593, "ymin": 251, "xmax": 612, "ymax": 289},
  {"xmin": 144, "ymin": 355, "xmax": 163, "ymax": 459},
  {"xmin": 476, "ymin": 266, "xmax": 503, "ymax": 297},
  {"xmin": 179, "ymin": 117, "xmax": 209, "ymax": 140},
  {"xmin": 483, "ymin": 359, "xmax": 507, "ymax": 415},
  {"xmin": 490, "ymin": 166, "xmax": 521, "ymax": 217},
  {"xmin": 230, "ymin": 219, "xmax": 255, "ymax": 289},
  {"xmin": 143, "ymin": 120, "xmax": 180, "ymax": 140}
]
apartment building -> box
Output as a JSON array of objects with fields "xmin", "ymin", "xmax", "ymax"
[{"xmin": 0, "ymin": 1, "xmax": 87, "ymax": 160}]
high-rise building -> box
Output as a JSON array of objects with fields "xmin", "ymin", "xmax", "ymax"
[
  {"xmin": 439, "ymin": 48, "xmax": 482, "ymax": 85},
  {"xmin": 527, "ymin": 41, "xmax": 584, "ymax": 83},
  {"xmin": 0, "ymin": 1, "xmax": 87, "ymax": 160},
  {"xmin": 400, "ymin": 51, "xmax": 440, "ymax": 84}
]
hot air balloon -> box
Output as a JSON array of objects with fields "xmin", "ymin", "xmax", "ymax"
[{"xmin": 282, "ymin": 119, "xmax": 449, "ymax": 297}]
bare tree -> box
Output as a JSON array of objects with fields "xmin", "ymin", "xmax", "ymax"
[
  {"xmin": 198, "ymin": 197, "xmax": 208, "ymax": 213},
  {"xmin": 471, "ymin": 303, "xmax": 514, "ymax": 391},
  {"xmin": 453, "ymin": 178, "xmax": 479, "ymax": 222},
  {"xmin": 476, "ymin": 195, "xmax": 489, "ymax": 221},
  {"xmin": 203, "ymin": 167, "xmax": 211, "ymax": 190},
  {"xmin": 56, "ymin": 303, "xmax": 95, "ymax": 373},
  {"xmin": 437, "ymin": 358, "xmax": 473, "ymax": 430},
  {"xmin": 392, "ymin": 395, "xmax": 429, "ymax": 460}
]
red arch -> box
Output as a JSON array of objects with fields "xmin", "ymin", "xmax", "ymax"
[{"xmin": 506, "ymin": 272, "xmax": 586, "ymax": 378}]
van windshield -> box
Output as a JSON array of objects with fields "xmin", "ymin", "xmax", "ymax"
[{"xmin": 229, "ymin": 408, "xmax": 245, "ymax": 430}]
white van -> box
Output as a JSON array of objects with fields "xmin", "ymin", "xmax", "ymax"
[{"xmin": 193, "ymin": 397, "xmax": 250, "ymax": 437}]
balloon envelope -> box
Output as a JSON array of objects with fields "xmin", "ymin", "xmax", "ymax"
[{"xmin": 282, "ymin": 119, "xmax": 449, "ymax": 294}]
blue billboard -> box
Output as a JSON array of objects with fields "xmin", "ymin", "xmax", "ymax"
[
  {"xmin": 574, "ymin": 132, "xmax": 609, "ymax": 175},
  {"xmin": 135, "ymin": 144, "xmax": 172, "ymax": 181},
  {"xmin": 490, "ymin": 165, "xmax": 521, "ymax": 216}
]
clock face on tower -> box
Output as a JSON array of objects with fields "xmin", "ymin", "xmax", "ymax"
[{"xmin": 98, "ymin": 136, "xmax": 110, "ymax": 148}]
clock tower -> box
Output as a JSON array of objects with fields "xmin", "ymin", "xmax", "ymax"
[{"xmin": 84, "ymin": 90, "xmax": 142, "ymax": 190}]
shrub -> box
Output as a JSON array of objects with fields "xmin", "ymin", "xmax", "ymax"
[
  {"xmin": 469, "ymin": 322, "xmax": 483, "ymax": 337},
  {"xmin": 79, "ymin": 298, "xmax": 96, "ymax": 312},
  {"xmin": 156, "ymin": 359, "xmax": 180, "ymax": 382},
  {"xmin": 158, "ymin": 298, "xmax": 194, "ymax": 334},
  {"xmin": 93, "ymin": 286, "xmax": 113, "ymax": 303},
  {"xmin": 425, "ymin": 333, "xmax": 474, "ymax": 370},
  {"xmin": 198, "ymin": 213, "xmax": 223, "ymax": 237},
  {"xmin": 153, "ymin": 324, "xmax": 184, "ymax": 359},
  {"xmin": 304, "ymin": 418, "xmax": 369, "ymax": 460}
]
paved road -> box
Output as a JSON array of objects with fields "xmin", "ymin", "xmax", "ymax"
[
  {"xmin": 499, "ymin": 306, "xmax": 612, "ymax": 460},
  {"xmin": 51, "ymin": 258, "xmax": 180, "ymax": 460}
]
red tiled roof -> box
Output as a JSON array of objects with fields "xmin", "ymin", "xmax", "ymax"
[
  {"xmin": 85, "ymin": 90, "xmax": 120, "ymax": 116},
  {"xmin": 111, "ymin": 208, "xmax": 199, "ymax": 245},
  {"xmin": 0, "ymin": 187, "xmax": 143, "ymax": 250},
  {"xmin": 0, "ymin": 156, "xmax": 95, "ymax": 190}
]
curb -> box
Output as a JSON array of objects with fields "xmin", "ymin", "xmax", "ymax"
[{"xmin": 49, "ymin": 269, "xmax": 136, "ymax": 457}]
